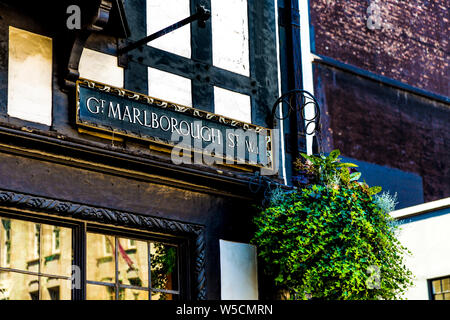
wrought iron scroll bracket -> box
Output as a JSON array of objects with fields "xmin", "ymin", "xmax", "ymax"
[
  {"xmin": 269, "ymin": 89, "xmax": 323, "ymax": 156},
  {"xmin": 247, "ymin": 89, "xmax": 323, "ymax": 193},
  {"xmin": 245, "ymin": 90, "xmax": 322, "ymax": 199}
]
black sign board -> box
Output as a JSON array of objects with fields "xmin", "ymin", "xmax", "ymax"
[{"xmin": 76, "ymin": 79, "xmax": 272, "ymax": 168}]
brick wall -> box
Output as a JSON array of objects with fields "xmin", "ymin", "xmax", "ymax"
[
  {"xmin": 314, "ymin": 64, "xmax": 450, "ymax": 202},
  {"xmin": 310, "ymin": 0, "xmax": 449, "ymax": 97}
]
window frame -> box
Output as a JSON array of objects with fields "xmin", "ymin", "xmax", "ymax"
[
  {"xmin": 428, "ymin": 275, "xmax": 450, "ymax": 300},
  {"xmin": 0, "ymin": 198, "xmax": 201, "ymax": 300},
  {"xmin": 85, "ymin": 224, "xmax": 188, "ymax": 300}
]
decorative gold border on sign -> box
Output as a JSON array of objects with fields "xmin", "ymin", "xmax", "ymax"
[
  {"xmin": 77, "ymin": 127, "xmax": 124, "ymax": 142},
  {"xmin": 75, "ymin": 79, "xmax": 273, "ymax": 169}
]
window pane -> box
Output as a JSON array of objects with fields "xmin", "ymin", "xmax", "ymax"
[
  {"xmin": 151, "ymin": 290, "xmax": 174, "ymax": 301},
  {"xmin": 40, "ymin": 277, "xmax": 71, "ymax": 300},
  {"xmin": 8, "ymin": 26, "xmax": 52, "ymax": 126},
  {"xmin": 441, "ymin": 278, "xmax": 450, "ymax": 292},
  {"xmin": 444, "ymin": 293, "xmax": 450, "ymax": 300},
  {"xmin": 0, "ymin": 271, "xmax": 39, "ymax": 300},
  {"xmin": 117, "ymin": 238, "xmax": 148, "ymax": 288},
  {"xmin": 211, "ymin": 0, "xmax": 250, "ymax": 76},
  {"xmin": 434, "ymin": 293, "xmax": 444, "ymax": 300},
  {"xmin": 119, "ymin": 288, "xmax": 149, "ymax": 300},
  {"xmin": 86, "ymin": 283, "xmax": 115, "ymax": 300},
  {"xmin": 432, "ymin": 279, "xmax": 442, "ymax": 294},
  {"xmin": 87, "ymin": 233, "xmax": 115, "ymax": 283},
  {"xmin": 150, "ymin": 242, "xmax": 178, "ymax": 291},
  {"xmin": 40, "ymin": 225, "xmax": 72, "ymax": 277},
  {"xmin": 1, "ymin": 219, "xmax": 40, "ymax": 272}
]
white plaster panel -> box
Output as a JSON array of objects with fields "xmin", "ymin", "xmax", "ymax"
[
  {"xmin": 146, "ymin": 0, "xmax": 191, "ymax": 58},
  {"xmin": 148, "ymin": 67, "xmax": 192, "ymax": 107},
  {"xmin": 211, "ymin": 0, "xmax": 250, "ymax": 76},
  {"xmin": 214, "ymin": 86, "xmax": 251, "ymax": 123},
  {"xmin": 79, "ymin": 48, "xmax": 124, "ymax": 88},
  {"xmin": 220, "ymin": 240, "xmax": 258, "ymax": 300}
]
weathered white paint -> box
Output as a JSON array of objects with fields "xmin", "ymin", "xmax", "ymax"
[
  {"xmin": 7, "ymin": 26, "xmax": 52, "ymax": 126},
  {"xmin": 79, "ymin": 48, "xmax": 124, "ymax": 88},
  {"xmin": 211, "ymin": 0, "xmax": 250, "ymax": 76},
  {"xmin": 298, "ymin": 0, "xmax": 315, "ymax": 155},
  {"xmin": 148, "ymin": 67, "xmax": 192, "ymax": 107},
  {"xmin": 146, "ymin": 0, "xmax": 191, "ymax": 58},
  {"xmin": 220, "ymin": 240, "xmax": 258, "ymax": 300},
  {"xmin": 392, "ymin": 198, "xmax": 450, "ymax": 300},
  {"xmin": 214, "ymin": 86, "xmax": 251, "ymax": 123}
]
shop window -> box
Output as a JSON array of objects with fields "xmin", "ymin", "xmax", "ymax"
[
  {"xmin": 211, "ymin": 0, "xmax": 250, "ymax": 76},
  {"xmin": 146, "ymin": 0, "xmax": 191, "ymax": 58},
  {"xmin": 7, "ymin": 26, "xmax": 52, "ymax": 126},
  {"xmin": 0, "ymin": 214, "xmax": 183, "ymax": 300},
  {"xmin": 214, "ymin": 86, "xmax": 251, "ymax": 123},
  {"xmin": 148, "ymin": 67, "xmax": 192, "ymax": 107},
  {"xmin": 430, "ymin": 276, "xmax": 450, "ymax": 300},
  {"xmin": 79, "ymin": 48, "xmax": 124, "ymax": 88},
  {"xmin": 0, "ymin": 217, "xmax": 72, "ymax": 300}
]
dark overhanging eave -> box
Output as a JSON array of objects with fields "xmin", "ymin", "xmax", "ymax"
[{"xmin": 106, "ymin": 0, "xmax": 131, "ymax": 39}]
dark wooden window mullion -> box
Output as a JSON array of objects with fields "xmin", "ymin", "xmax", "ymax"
[
  {"xmin": 37, "ymin": 223, "xmax": 41, "ymax": 300},
  {"xmin": 72, "ymin": 221, "xmax": 86, "ymax": 300},
  {"xmin": 148, "ymin": 241, "xmax": 152, "ymax": 300},
  {"xmin": 114, "ymin": 236, "xmax": 119, "ymax": 300}
]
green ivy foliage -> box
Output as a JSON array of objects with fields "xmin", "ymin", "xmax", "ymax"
[{"xmin": 252, "ymin": 150, "xmax": 414, "ymax": 300}]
